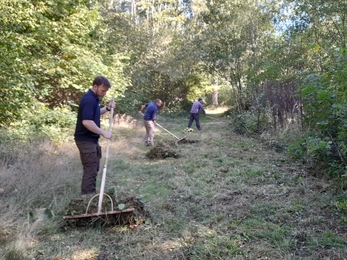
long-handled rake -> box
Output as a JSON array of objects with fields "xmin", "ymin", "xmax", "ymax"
[
  {"xmin": 156, "ymin": 123, "xmax": 186, "ymax": 143},
  {"xmin": 63, "ymin": 98, "xmax": 135, "ymax": 226},
  {"xmin": 205, "ymin": 115, "xmax": 226, "ymax": 121}
]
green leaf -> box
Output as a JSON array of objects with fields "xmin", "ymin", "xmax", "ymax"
[
  {"xmin": 118, "ymin": 203, "xmax": 125, "ymax": 210},
  {"xmin": 43, "ymin": 208, "xmax": 54, "ymax": 218}
]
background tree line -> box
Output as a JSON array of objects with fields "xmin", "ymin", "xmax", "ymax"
[{"xmin": 1, "ymin": 0, "xmax": 347, "ymax": 177}]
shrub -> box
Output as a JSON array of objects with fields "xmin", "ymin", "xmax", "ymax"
[
  {"xmin": 290, "ymin": 50, "xmax": 347, "ymax": 177},
  {"xmin": 233, "ymin": 112, "xmax": 254, "ymax": 135}
]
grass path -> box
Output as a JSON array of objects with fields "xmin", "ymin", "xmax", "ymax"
[{"xmin": 1, "ymin": 109, "xmax": 347, "ymax": 259}]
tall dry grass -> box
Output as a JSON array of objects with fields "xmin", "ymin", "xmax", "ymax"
[
  {"xmin": 0, "ymin": 114, "xmax": 142, "ymax": 258},
  {"xmin": 0, "ymin": 138, "xmax": 81, "ymax": 257}
]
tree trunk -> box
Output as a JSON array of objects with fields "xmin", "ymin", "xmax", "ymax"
[{"xmin": 212, "ymin": 89, "xmax": 219, "ymax": 106}]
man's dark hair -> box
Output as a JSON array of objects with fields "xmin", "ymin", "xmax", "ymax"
[
  {"xmin": 198, "ymin": 98, "xmax": 202, "ymax": 101},
  {"xmin": 93, "ymin": 76, "xmax": 111, "ymax": 88}
]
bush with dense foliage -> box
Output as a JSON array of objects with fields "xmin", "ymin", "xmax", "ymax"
[{"xmin": 287, "ymin": 50, "xmax": 347, "ymax": 176}]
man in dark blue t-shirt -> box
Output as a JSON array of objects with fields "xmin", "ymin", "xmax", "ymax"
[
  {"xmin": 139, "ymin": 99, "xmax": 163, "ymax": 146},
  {"xmin": 74, "ymin": 76, "xmax": 115, "ymax": 195}
]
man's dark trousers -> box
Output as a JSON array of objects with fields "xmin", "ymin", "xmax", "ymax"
[
  {"xmin": 75, "ymin": 141, "xmax": 102, "ymax": 195},
  {"xmin": 188, "ymin": 113, "xmax": 201, "ymax": 130}
]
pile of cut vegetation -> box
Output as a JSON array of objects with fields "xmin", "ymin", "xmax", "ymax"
[
  {"xmin": 175, "ymin": 139, "xmax": 199, "ymax": 144},
  {"xmin": 164, "ymin": 138, "xmax": 200, "ymax": 146},
  {"xmin": 145, "ymin": 142, "xmax": 180, "ymax": 159}
]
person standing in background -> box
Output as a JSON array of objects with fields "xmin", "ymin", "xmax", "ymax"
[
  {"xmin": 187, "ymin": 98, "xmax": 206, "ymax": 131},
  {"xmin": 139, "ymin": 99, "xmax": 163, "ymax": 146},
  {"xmin": 74, "ymin": 76, "xmax": 115, "ymax": 196}
]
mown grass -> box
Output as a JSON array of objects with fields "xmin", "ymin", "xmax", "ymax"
[{"xmin": 1, "ymin": 109, "xmax": 347, "ymax": 259}]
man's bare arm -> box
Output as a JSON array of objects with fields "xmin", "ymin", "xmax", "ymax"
[{"xmin": 82, "ymin": 120, "xmax": 112, "ymax": 139}]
